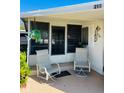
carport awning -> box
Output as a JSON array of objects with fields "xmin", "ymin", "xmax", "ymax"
[{"xmin": 20, "ymin": 0, "xmax": 104, "ymax": 21}]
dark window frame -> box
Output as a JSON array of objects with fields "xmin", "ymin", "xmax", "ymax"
[
  {"xmin": 30, "ymin": 21, "xmax": 50, "ymax": 55},
  {"xmin": 81, "ymin": 27, "xmax": 88, "ymax": 45},
  {"xmin": 67, "ymin": 24, "xmax": 82, "ymax": 53}
]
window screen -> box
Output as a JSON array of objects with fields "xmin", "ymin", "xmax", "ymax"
[
  {"xmin": 67, "ymin": 24, "xmax": 81, "ymax": 53},
  {"xmin": 51, "ymin": 26, "xmax": 65, "ymax": 55},
  {"xmin": 30, "ymin": 21, "xmax": 49, "ymax": 55},
  {"xmin": 81, "ymin": 27, "xmax": 88, "ymax": 46}
]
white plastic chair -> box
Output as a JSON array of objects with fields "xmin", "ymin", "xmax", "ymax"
[
  {"xmin": 36, "ymin": 50, "xmax": 61, "ymax": 81},
  {"xmin": 74, "ymin": 48, "xmax": 91, "ymax": 73}
]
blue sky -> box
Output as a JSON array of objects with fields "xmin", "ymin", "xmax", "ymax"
[{"xmin": 20, "ymin": 0, "xmax": 96, "ymax": 12}]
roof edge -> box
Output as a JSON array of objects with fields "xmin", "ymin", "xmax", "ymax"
[{"xmin": 21, "ymin": 0, "xmax": 103, "ymax": 18}]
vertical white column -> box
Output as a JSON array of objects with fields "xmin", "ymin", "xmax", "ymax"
[
  {"xmin": 65, "ymin": 25, "xmax": 67, "ymax": 55},
  {"xmin": 49, "ymin": 23, "xmax": 51, "ymax": 56},
  {"xmin": 27, "ymin": 18, "xmax": 30, "ymax": 65}
]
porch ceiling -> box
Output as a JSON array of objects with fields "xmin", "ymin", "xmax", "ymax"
[
  {"xmin": 27, "ymin": 9, "xmax": 103, "ymax": 22},
  {"xmin": 45, "ymin": 9, "xmax": 103, "ymax": 21}
]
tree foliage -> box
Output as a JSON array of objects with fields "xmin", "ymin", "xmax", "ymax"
[{"xmin": 20, "ymin": 24, "xmax": 25, "ymax": 30}]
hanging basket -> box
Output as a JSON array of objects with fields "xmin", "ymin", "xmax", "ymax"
[{"xmin": 30, "ymin": 29, "xmax": 41, "ymax": 43}]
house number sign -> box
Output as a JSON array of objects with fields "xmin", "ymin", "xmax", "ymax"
[{"xmin": 93, "ymin": 4, "xmax": 102, "ymax": 9}]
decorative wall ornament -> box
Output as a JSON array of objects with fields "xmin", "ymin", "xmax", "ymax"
[{"xmin": 94, "ymin": 26, "xmax": 101, "ymax": 42}]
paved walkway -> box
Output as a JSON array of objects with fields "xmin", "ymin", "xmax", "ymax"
[{"xmin": 21, "ymin": 70, "xmax": 104, "ymax": 93}]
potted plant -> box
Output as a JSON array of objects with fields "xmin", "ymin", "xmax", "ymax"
[
  {"xmin": 20, "ymin": 52, "xmax": 31, "ymax": 88},
  {"xmin": 29, "ymin": 29, "xmax": 41, "ymax": 43}
]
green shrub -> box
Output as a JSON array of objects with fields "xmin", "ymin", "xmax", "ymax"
[{"xmin": 20, "ymin": 52, "xmax": 31, "ymax": 87}]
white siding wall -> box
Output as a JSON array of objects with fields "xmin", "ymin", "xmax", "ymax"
[
  {"xmin": 88, "ymin": 21, "xmax": 104, "ymax": 75},
  {"xmin": 28, "ymin": 19, "xmax": 82, "ymax": 66},
  {"xmin": 28, "ymin": 18, "xmax": 104, "ymax": 75}
]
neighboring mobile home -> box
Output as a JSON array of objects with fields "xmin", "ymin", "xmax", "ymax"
[
  {"xmin": 20, "ymin": 30, "xmax": 28, "ymax": 52},
  {"xmin": 21, "ymin": 1, "xmax": 104, "ymax": 75}
]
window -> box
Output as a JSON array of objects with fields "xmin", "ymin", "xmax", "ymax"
[
  {"xmin": 30, "ymin": 21, "xmax": 49, "ymax": 55},
  {"xmin": 81, "ymin": 27, "xmax": 88, "ymax": 46},
  {"xmin": 51, "ymin": 26, "xmax": 65, "ymax": 55},
  {"xmin": 67, "ymin": 24, "xmax": 82, "ymax": 53}
]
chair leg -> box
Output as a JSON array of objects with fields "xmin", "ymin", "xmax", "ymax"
[
  {"xmin": 89, "ymin": 62, "xmax": 91, "ymax": 72},
  {"xmin": 46, "ymin": 74, "xmax": 49, "ymax": 81},
  {"xmin": 46, "ymin": 74, "xmax": 56, "ymax": 81},
  {"xmin": 36, "ymin": 65, "xmax": 39, "ymax": 77},
  {"xmin": 50, "ymin": 76, "xmax": 56, "ymax": 81},
  {"xmin": 74, "ymin": 65, "xmax": 76, "ymax": 70},
  {"xmin": 89, "ymin": 66, "xmax": 91, "ymax": 72},
  {"xmin": 89, "ymin": 68, "xmax": 90, "ymax": 72}
]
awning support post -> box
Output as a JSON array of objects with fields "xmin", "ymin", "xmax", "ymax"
[{"xmin": 27, "ymin": 18, "xmax": 31, "ymax": 65}]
